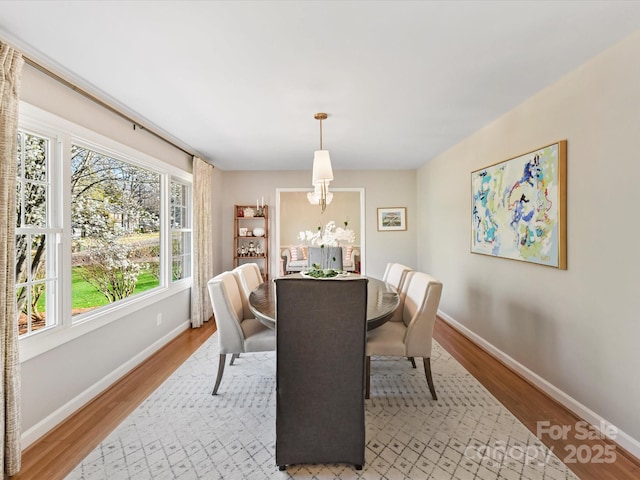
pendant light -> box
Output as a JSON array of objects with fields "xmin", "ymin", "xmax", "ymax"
[{"xmin": 307, "ymin": 112, "xmax": 334, "ymax": 212}]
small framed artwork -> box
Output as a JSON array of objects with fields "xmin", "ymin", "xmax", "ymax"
[{"xmin": 377, "ymin": 207, "xmax": 407, "ymax": 231}]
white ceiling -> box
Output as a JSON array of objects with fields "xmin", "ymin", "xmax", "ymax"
[{"xmin": 1, "ymin": 1, "xmax": 640, "ymax": 171}]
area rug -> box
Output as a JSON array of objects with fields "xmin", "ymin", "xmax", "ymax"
[{"xmin": 66, "ymin": 333, "xmax": 579, "ymax": 480}]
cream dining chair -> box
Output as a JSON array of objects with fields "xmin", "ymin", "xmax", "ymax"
[
  {"xmin": 365, "ymin": 271, "xmax": 443, "ymax": 399},
  {"xmin": 229, "ymin": 263, "xmax": 265, "ymax": 365},
  {"xmin": 382, "ymin": 262, "xmax": 413, "ymax": 322},
  {"xmin": 233, "ymin": 263, "xmax": 264, "ymax": 313},
  {"xmin": 382, "ymin": 262, "xmax": 413, "ymax": 291},
  {"xmin": 207, "ymin": 271, "xmax": 275, "ymax": 395}
]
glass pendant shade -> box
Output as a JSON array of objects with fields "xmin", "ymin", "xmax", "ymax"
[{"xmin": 307, "ymin": 182, "xmax": 333, "ymax": 205}]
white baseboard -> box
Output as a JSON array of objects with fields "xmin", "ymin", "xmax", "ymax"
[
  {"xmin": 438, "ymin": 311, "xmax": 640, "ymax": 462},
  {"xmin": 21, "ymin": 321, "xmax": 191, "ymax": 449}
]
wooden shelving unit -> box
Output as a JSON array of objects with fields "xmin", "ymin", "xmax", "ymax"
[{"xmin": 233, "ymin": 204, "xmax": 269, "ymax": 280}]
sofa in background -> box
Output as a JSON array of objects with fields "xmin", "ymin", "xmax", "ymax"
[{"xmin": 281, "ymin": 245, "xmax": 360, "ymax": 274}]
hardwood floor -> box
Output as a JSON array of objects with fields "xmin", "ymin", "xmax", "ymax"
[
  {"xmin": 14, "ymin": 317, "xmax": 640, "ymax": 479},
  {"xmin": 434, "ymin": 318, "xmax": 640, "ymax": 480},
  {"xmin": 13, "ymin": 320, "xmax": 217, "ymax": 480}
]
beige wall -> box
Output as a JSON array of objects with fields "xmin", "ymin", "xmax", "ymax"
[
  {"xmin": 279, "ymin": 190, "xmax": 361, "ymax": 247},
  {"xmin": 417, "ymin": 30, "xmax": 640, "ymax": 453}
]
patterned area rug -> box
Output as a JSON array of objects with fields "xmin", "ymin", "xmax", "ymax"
[{"xmin": 67, "ymin": 334, "xmax": 579, "ymax": 480}]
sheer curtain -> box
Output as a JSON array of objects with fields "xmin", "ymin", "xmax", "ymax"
[
  {"xmin": 190, "ymin": 156, "xmax": 215, "ymax": 327},
  {"xmin": 0, "ymin": 42, "xmax": 24, "ymax": 476}
]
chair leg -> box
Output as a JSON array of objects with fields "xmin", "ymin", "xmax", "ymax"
[
  {"xmin": 408, "ymin": 356, "xmax": 416, "ymax": 368},
  {"xmin": 212, "ymin": 354, "xmax": 226, "ymax": 395},
  {"xmin": 423, "ymin": 357, "xmax": 437, "ymax": 400},
  {"xmin": 365, "ymin": 356, "xmax": 371, "ymax": 399},
  {"xmin": 230, "ymin": 353, "xmax": 240, "ymax": 365}
]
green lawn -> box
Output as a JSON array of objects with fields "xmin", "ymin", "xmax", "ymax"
[{"xmin": 71, "ymin": 267, "xmax": 160, "ymax": 309}]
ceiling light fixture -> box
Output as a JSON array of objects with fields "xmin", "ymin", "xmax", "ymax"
[{"xmin": 307, "ymin": 112, "xmax": 334, "ymax": 213}]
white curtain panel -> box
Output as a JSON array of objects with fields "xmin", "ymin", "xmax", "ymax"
[
  {"xmin": 0, "ymin": 42, "xmax": 24, "ymax": 476},
  {"xmin": 190, "ymin": 156, "xmax": 215, "ymax": 327}
]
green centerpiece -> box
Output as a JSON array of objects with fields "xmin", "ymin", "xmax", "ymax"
[{"xmin": 304, "ymin": 264, "xmax": 343, "ymax": 278}]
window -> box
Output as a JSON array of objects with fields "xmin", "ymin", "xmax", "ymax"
[
  {"xmin": 70, "ymin": 144, "xmax": 161, "ymax": 317},
  {"xmin": 170, "ymin": 180, "xmax": 192, "ymax": 282},
  {"xmin": 15, "ymin": 130, "xmax": 61, "ymax": 336},
  {"xmin": 17, "ymin": 103, "xmax": 192, "ymax": 352}
]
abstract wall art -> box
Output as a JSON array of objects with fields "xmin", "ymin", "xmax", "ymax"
[{"xmin": 471, "ymin": 141, "xmax": 567, "ymax": 269}]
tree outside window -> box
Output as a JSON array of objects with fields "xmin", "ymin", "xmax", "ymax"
[{"xmin": 70, "ymin": 145, "xmax": 161, "ymax": 316}]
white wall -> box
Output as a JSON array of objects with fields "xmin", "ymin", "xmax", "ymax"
[
  {"xmin": 19, "ymin": 65, "xmax": 194, "ymax": 446},
  {"xmin": 218, "ymin": 170, "xmax": 417, "ymax": 280},
  {"xmin": 417, "ymin": 30, "xmax": 640, "ymax": 456}
]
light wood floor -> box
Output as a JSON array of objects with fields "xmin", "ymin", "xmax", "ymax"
[{"xmin": 13, "ymin": 318, "xmax": 640, "ymax": 479}]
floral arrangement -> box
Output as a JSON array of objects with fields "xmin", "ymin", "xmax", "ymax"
[{"xmin": 297, "ymin": 220, "xmax": 355, "ymax": 247}]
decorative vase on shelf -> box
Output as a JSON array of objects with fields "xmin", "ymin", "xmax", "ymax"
[
  {"xmin": 253, "ymin": 227, "xmax": 265, "ymax": 237},
  {"xmin": 243, "ymin": 207, "xmax": 255, "ymax": 218}
]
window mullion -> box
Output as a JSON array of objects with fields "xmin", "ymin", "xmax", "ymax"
[
  {"xmin": 161, "ymin": 173, "xmax": 170, "ymax": 286},
  {"xmin": 59, "ymin": 132, "xmax": 73, "ymax": 327}
]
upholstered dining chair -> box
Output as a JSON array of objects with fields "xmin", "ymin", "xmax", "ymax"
[
  {"xmin": 275, "ymin": 277, "xmax": 368, "ymax": 471},
  {"xmin": 382, "ymin": 262, "xmax": 413, "ymax": 322},
  {"xmin": 233, "ymin": 263, "xmax": 264, "ymax": 313},
  {"xmin": 365, "ymin": 271, "xmax": 443, "ymax": 400},
  {"xmin": 307, "ymin": 246, "xmax": 343, "ymax": 270},
  {"xmin": 382, "ymin": 262, "xmax": 413, "ymax": 291},
  {"xmin": 207, "ymin": 271, "xmax": 275, "ymax": 395}
]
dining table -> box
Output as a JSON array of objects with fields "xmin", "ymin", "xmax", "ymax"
[{"xmin": 248, "ymin": 273, "xmax": 400, "ymax": 330}]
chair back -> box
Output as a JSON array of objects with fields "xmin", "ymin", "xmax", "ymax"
[
  {"xmin": 232, "ymin": 263, "xmax": 263, "ymax": 315},
  {"xmin": 207, "ymin": 271, "xmax": 246, "ymax": 354},
  {"xmin": 382, "ymin": 263, "xmax": 413, "ymax": 321},
  {"xmin": 382, "ymin": 262, "xmax": 413, "ymax": 290},
  {"xmin": 275, "ymin": 277, "xmax": 368, "ymax": 468},
  {"xmin": 307, "ymin": 246, "xmax": 344, "ymax": 270},
  {"xmin": 401, "ymin": 271, "xmax": 443, "ymax": 357}
]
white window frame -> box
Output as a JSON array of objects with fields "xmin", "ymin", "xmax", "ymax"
[
  {"xmin": 18, "ymin": 103, "xmax": 192, "ymax": 362},
  {"xmin": 170, "ymin": 179, "xmax": 193, "ymax": 282},
  {"xmin": 15, "ymin": 128, "xmax": 62, "ymax": 336}
]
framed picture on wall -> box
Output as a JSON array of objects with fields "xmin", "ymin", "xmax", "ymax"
[
  {"xmin": 471, "ymin": 140, "xmax": 567, "ymax": 269},
  {"xmin": 377, "ymin": 207, "xmax": 407, "ymax": 231}
]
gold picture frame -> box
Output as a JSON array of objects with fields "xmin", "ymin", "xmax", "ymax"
[{"xmin": 471, "ymin": 140, "xmax": 567, "ymax": 269}]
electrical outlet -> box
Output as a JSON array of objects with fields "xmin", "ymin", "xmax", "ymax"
[{"xmin": 156, "ymin": 313, "xmax": 162, "ymax": 326}]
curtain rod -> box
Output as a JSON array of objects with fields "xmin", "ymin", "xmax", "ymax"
[{"xmin": 23, "ymin": 56, "xmax": 196, "ymax": 158}]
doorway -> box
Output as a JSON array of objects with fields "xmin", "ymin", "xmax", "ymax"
[{"xmin": 275, "ymin": 188, "xmax": 365, "ymax": 276}]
